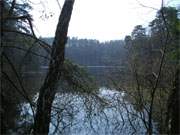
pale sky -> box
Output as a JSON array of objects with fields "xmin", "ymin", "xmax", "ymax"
[{"xmin": 30, "ymin": 0, "xmax": 179, "ymax": 41}]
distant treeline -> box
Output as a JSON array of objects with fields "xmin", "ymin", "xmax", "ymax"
[{"xmin": 41, "ymin": 37, "xmax": 127, "ymax": 67}]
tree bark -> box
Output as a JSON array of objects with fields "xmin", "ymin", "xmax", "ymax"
[
  {"xmin": 166, "ymin": 69, "xmax": 180, "ymax": 134},
  {"xmin": 33, "ymin": 0, "xmax": 75, "ymax": 134},
  {"xmin": 170, "ymin": 69, "xmax": 180, "ymax": 134}
]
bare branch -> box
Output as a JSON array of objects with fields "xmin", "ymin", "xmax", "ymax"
[
  {"xmin": 55, "ymin": 0, "xmax": 62, "ymax": 10},
  {"xmin": 8, "ymin": 0, "xmax": 16, "ymax": 16},
  {"xmin": 3, "ymin": 28, "xmax": 52, "ymax": 54},
  {"xmin": 2, "ymin": 52, "xmax": 35, "ymax": 120},
  {"xmin": 2, "ymin": 45, "xmax": 50, "ymax": 60},
  {"xmin": 136, "ymin": 0, "xmax": 158, "ymax": 10}
]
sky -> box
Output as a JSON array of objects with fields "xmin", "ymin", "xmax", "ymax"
[{"xmin": 30, "ymin": 0, "xmax": 179, "ymax": 41}]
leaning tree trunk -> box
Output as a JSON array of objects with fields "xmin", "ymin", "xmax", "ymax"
[{"xmin": 33, "ymin": 0, "xmax": 75, "ymax": 134}]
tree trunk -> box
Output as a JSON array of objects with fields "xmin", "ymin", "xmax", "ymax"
[
  {"xmin": 33, "ymin": 0, "xmax": 75, "ymax": 134},
  {"xmin": 170, "ymin": 69, "xmax": 179, "ymax": 134},
  {"xmin": 166, "ymin": 69, "xmax": 180, "ymax": 134}
]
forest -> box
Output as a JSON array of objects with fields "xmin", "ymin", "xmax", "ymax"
[{"xmin": 1, "ymin": 0, "xmax": 180, "ymax": 135}]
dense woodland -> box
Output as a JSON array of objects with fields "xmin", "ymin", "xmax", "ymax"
[
  {"xmin": 1, "ymin": 0, "xmax": 180, "ymax": 135},
  {"xmin": 43, "ymin": 38, "xmax": 126, "ymax": 66}
]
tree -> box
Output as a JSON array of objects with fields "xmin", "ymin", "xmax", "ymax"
[
  {"xmin": 33, "ymin": 0, "xmax": 75, "ymax": 134},
  {"xmin": 1, "ymin": 1, "xmax": 36, "ymax": 134},
  {"xmin": 122, "ymin": 6, "xmax": 180, "ymax": 135}
]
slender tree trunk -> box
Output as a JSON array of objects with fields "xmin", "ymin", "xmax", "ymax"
[
  {"xmin": 170, "ymin": 69, "xmax": 180, "ymax": 134},
  {"xmin": 166, "ymin": 69, "xmax": 180, "ymax": 134},
  {"xmin": 33, "ymin": 0, "xmax": 75, "ymax": 134}
]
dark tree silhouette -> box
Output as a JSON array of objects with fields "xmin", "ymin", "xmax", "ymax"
[{"xmin": 33, "ymin": 0, "xmax": 75, "ymax": 134}]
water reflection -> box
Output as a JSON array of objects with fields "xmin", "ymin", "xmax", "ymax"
[{"xmin": 19, "ymin": 87, "xmax": 158, "ymax": 135}]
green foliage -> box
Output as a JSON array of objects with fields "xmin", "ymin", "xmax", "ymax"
[
  {"xmin": 59, "ymin": 59, "xmax": 98, "ymax": 94},
  {"xmin": 131, "ymin": 25, "xmax": 146, "ymax": 39},
  {"xmin": 123, "ymin": 6, "xmax": 180, "ymax": 134}
]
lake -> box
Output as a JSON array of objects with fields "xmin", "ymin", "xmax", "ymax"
[{"xmin": 19, "ymin": 87, "xmax": 158, "ymax": 135}]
